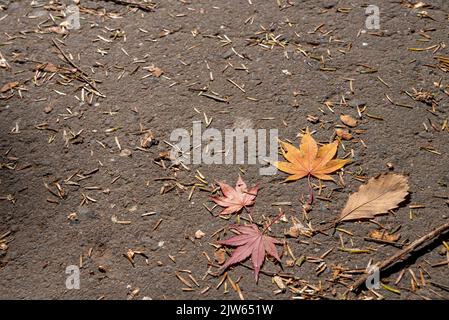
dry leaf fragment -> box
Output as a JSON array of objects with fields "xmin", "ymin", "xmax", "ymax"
[
  {"xmin": 285, "ymin": 217, "xmax": 313, "ymax": 238},
  {"xmin": 218, "ymin": 224, "xmax": 283, "ymax": 282},
  {"xmin": 123, "ymin": 249, "xmax": 148, "ymax": 267},
  {"xmin": 36, "ymin": 63, "xmax": 59, "ymax": 73},
  {"xmin": 210, "ymin": 176, "xmax": 259, "ymax": 216},
  {"xmin": 0, "ymin": 51, "xmax": 9, "ymax": 69},
  {"xmin": 43, "ymin": 106, "xmax": 53, "ymax": 114},
  {"xmin": 274, "ymin": 129, "xmax": 351, "ymax": 181},
  {"xmin": 0, "ymin": 81, "xmax": 19, "ymax": 93},
  {"xmin": 368, "ymin": 229, "xmax": 400, "ymax": 242},
  {"xmin": 214, "ymin": 248, "xmax": 226, "ymax": 265},
  {"xmin": 155, "ymin": 151, "xmax": 172, "ymax": 161},
  {"xmin": 273, "ymin": 276, "xmax": 286, "ymax": 291},
  {"xmin": 35, "ymin": 63, "xmax": 76, "ymax": 74},
  {"xmin": 119, "ymin": 149, "xmax": 132, "ymax": 157},
  {"xmin": 46, "ymin": 26, "xmax": 68, "ymax": 35},
  {"xmin": 151, "ymin": 67, "xmax": 163, "ymax": 77},
  {"xmin": 401, "ymin": 1, "xmax": 428, "ymax": 9},
  {"xmin": 145, "ymin": 65, "xmax": 163, "ymax": 77},
  {"xmin": 339, "ymin": 173, "xmax": 409, "ymax": 222},
  {"xmin": 194, "ymin": 230, "xmax": 205, "ymax": 239},
  {"xmin": 335, "ymin": 128, "xmax": 353, "ymax": 140},
  {"xmin": 340, "ymin": 114, "xmax": 358, "ymax": 127},
  {"xmin": 140, "ymin": 131, "xmax": 156, "ymax": 148}
]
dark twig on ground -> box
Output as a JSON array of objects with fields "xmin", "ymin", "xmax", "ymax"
[
  {"xmin": 351, "ymin": 220, "xmax": 449, "ymax": 291},
  {"xmin": 103, "ymin": 0, "xmax": 156, "ymax": 12},
  {"xmin": 52, "ymin": 39, "xmax": 104, "ymax": 97}
]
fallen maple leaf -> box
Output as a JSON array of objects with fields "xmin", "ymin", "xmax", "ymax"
[
  {"xmin": 339, "ymin": 173, "xmax": 409, "ymax": 222},
  {"xmin": 218, "ymin": 224, "xmax": 283, "ymax": 281},
  {"xmin": 274, "ymin": 129, "xmax": 350, "ymax": 182},
  {"xmin": 210, "ymin": 176, "xmax": 258, "ymax": 216}
]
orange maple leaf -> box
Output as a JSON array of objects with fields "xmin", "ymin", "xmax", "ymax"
[{"xmin": 274, "ymin": 130, "xmax": 350, "ymax": 182}]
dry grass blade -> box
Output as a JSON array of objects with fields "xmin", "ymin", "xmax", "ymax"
[{"xmin": 339, "ymin": 173, "xmax": 409, "ymax": 222}]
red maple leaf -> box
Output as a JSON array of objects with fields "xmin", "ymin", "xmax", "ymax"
[
  {"xmin": 218, "ymin": 224, "xmax": 283, "ymax": 282},
  {"xmin": 210, "ymin": 176, "xmax": 259, "ymax": 216}
]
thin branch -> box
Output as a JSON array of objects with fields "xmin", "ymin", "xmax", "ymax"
[
  {"xmin": 52, "ymin": 39, "xmax": 104, "ymax": 96},
  {"xmin": 103, "ymin": 0, "xmax": 156, "ymax": 12},
  {"xmin": 351, "ymin": 220, "xmax": 449, "ymax": 291}
]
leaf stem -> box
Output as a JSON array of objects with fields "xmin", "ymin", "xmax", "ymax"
[
  {"xmin": 262, "ymin": 210, "xmax": 285, "ymax": 234},
  {"xmin": 307, "ymin": 174, "xmax": 314, "ymax": 205}
]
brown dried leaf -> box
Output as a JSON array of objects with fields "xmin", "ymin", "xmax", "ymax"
[
  {"xmin": 0, "ymin": 81, "xmax": 19, "ymax": 93},
  {"xmin": 155, "ymin": 151, "xmax": 172, "ymax": 161},
  {"xmin": 146, "ymin": 65, "xmax": 163, "ymax": 77},
  {"xmin": 339, "ymin": 173, "xmax": 409, "ymax": 222},
  {"xmin": 285, "ymin": 217, "xmax": 313, "ymax": 238},
  {"xmin": 194, "ymin": 229, "xmax": 205, "ymax": 239},
  {"xmin": 35, "ymin": 63, "xmax": 76, "ymax": 74},
  {"xmin": 368, "ymin": 229, "xmax": 400, "ymax": 242},
  {"xmin": 36, "ymin": 63, "xmax": 59, "ymax": 73},
  {"xmin": 214, "ymin": 248, "xmax": 226, "ymax": 265},
  {"xmin": 140, "ymin": 131, "xmax": 155, "ymax": 148},
  {"xmin": 340, "ymin": 114, "xmax": 358, "ymax": 127},
  {"xmin": 46, "ymin": 26, "xmax": 68, "ymax": 35},
  {"xmin": 335, "ymin": 128, "xmax": 353, "ymax": 140}
]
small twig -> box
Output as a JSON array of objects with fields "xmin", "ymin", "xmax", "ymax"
[
  {"xmin": 351, "ymin": 220, "xmax": 449, "ymax": 291},
  {"xmin": 239, "ymin": 263, "xmax": 300, "ymax": 280},
  {"xmin": 103, "ymin": 0, "xmax": 156, "ymax": 11},
  {"xmin": 52, "ymin": 39, "xmax": 88, "ymax": 76},
  {"xmin": 262, "ymin": 210, "xmax": 285, "ymax": 234},
  {"xmin": 199, "ymin": 92, "xmax": 229, "ymax": 103},
  {"xmin": 363, "ymin": 237, "xmax": 404, "ymax": 249},
  {"xmin": 52, "ymin": 39, "xmax": 104, "ymax": 96}
]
